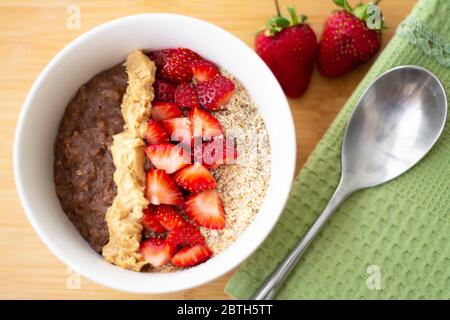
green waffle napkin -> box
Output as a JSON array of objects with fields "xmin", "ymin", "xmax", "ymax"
[{"xmin": 225, "ymin": 0, "xmax": 450, "ymax": 299}]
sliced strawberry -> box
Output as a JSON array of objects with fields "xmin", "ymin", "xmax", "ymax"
[
  {"xmin": 145, "ymin": 169, "xmax": 184, "ymax": 205},
  {"xmin": 140, "ymin": 237, "xmax": 175, "ymax": 267},
  {"xmin": 196, "ymin": 75, "xmax": 235, "ymax": 111},
  {"xmin": 175, "ymin": 83, "xmax": 200, "ymax": 109},
  {"xmin": 154, "ymin": 205, "xmax": 188, "ymax": 231},
  {"xmin": 197, "ymin": 137, "xmax": 238, "ymax": 169},
  {"xmin": 171, "ymin": 244, "xmax": 212, "ymax": 267},
  {"xmin": 192, "ymin": 60, "xmax": 219, "ymax": 83},
  {"xmin": 160, "ymin": 117, "xmax": 192, "ymax": 145},
  {"xmin": 166, "ymin": 224, "xmax": 206, "ymax": 248},
  {"xmin": 145, "ymin": 143, "xmax": 190, "ymax": 174},
  {"xmin": 141, "ymin": 206, "xmax": 166, "ymax": 233},
  {"xmin": 151, "ymin": 101, "xmax": 183, "ymax": 122},
  {"xmin": 183, "ymin": 189, "xmax": 226, "ymax": 229},
  {"xmin": 153, "ymin": 79, "xmax": 176, "ymax": 103},
  {"xmin": 148, "ymin": 49, "xmax": 174, "ymax": 69},
  {"xmin": 145, "ymin": 120, "xmax": 169, "ymax": 145},
  {"xmin": 160, "ymin": 48, "xmax": 200, "ymax": 83},
  {"xmin": 174, "ymin": 163, "xmax": 216, "ymax": 193},
  {"xmin": 189, "ymin": 107, "xmax": 223, "ymax": 139}
]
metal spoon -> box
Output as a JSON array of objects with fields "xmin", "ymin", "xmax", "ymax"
[{"xmin": 251, "ymin": 65, "xmax": 448, "ymax": 300}]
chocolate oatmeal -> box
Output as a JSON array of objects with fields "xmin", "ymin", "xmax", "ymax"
[{"xmin": 53, "ymin": 63, "xmax": 127, "ymax": 252}]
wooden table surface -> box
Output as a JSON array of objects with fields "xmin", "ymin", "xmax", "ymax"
[{"xmin": 0, "ymin": 0, "xmax": 416, "ymax": 299}]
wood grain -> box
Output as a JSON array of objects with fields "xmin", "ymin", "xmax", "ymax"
[{"xmin": 0, "ymin": 0, "xmax": 416, "ymax": 299}]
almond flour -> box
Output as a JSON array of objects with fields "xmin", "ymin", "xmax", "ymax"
[{"xmin": 200, "ymin": 70, "xmax": 271, "ymax": 254}]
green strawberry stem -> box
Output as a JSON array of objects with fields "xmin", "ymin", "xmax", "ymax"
[
  {"xmin": 263, "ymin": 0, "xmax": 308, "ymax": 36},
  {"xmin": 274, "ymin": 0, "xmax": 281, "ymax": 17},
  {"xmin": 286, "ymin": 7, "xmax": 298, "ymax": 25},
  {"xmin": 333, "ymin": 0, "xmax": 353, "ymax": 12}
]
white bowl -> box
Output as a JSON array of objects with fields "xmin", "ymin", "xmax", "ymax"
[{"xmin": 14, "ymin": 14, "xmax": 296, "ymax": 294}]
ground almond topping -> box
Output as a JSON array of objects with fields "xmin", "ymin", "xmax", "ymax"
[
  {"xmin": 102, "ymin": 50, "xmax": 156, "ymax": 271},
  {"xmin": 201, "ymin": 70, "xmax": 271, "ymax": 254}
]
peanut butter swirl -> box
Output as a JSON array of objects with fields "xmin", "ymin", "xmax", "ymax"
[{"xmin": 102, "ymin": 50, "xmax": 156, "ymax": 270}]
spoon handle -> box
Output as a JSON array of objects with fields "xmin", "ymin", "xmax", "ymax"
[{"xmin": 250, "ymin": 182, "xmax": 352, "ymax": 300}]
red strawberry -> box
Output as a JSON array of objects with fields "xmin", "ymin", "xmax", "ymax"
[
  {"xmin": 160, "ymin": 117, "xmax": 192, "ymax": 145},
  {"xmin": 192, "ymin": 60, "xmax": 219, "ymax": 83},
  {"xmin": 145, "ymin": 143, "xmax": 190, "ymax": 174},
  {"xmin": 148, "ymin": 49, "xmax": 174, "ymax": 69},
  {"xmin": 151, "ymin": 101, "xmax": 183, "ymax": 122},
  {"xmin": 141, "ymin": 206, "xmax": 166, "ymax": 233},
  {"xmin": 174, "ymin": 163, "xmax": 217, "ymax": 193},
  {"xmin": 145, "ymin": 120, "xmax": 169, "ymax": 145},
  {"xmin": 166, "ymin": 224, "xmax": 206, "ymax": 248},
  {"xmin": 189, "ymin": 107, "xmax": 223, "ymax": 139},
  {"xmin": 154, "ymin": 205, "xmax": 188, "ymax": 231},
  {"xmin": 171, "ymin": 244, "xmax": 212, "ymax": 267},
  {"xmin": 153, "ymin": 79, "xmax": 176, "ymax": 102},
  {"xmin": 183, "ymin": 189, "xmax": 225, "ymax": 229},
  {"xmin": 196, "ymin": 75, "xmax": 235, "ymax": 111},
  {"xmin": 145, "ymin": 169, "xmax": 184, "ymax": 205},
  {"xmin": 140, "ymin": 237, "xmax": 175, "ymax": 267},
  {"xmin": 175, "ymin": 83, "xmax": 200, "ymax": 109},
  {"xmin": 317, "ymin": 0, "xmax": 383, "ymax": 77},
  {"xmin": 194, "ymin": 137, "xmax": 238, "ymax": 169},
  {"xmin": 160, "ymin": 48, "xmax": 200, "ymax": 83},
  {"xmin": 255, "ymin": 3, "xmax": 317, "ymax": 98}
]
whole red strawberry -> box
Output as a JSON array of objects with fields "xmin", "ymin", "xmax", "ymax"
[
  {"xmin": 255, "ymin": 2, "xmax": 317, "ymax": 98},
  {"xmin": 317, "ymin": 0, "xmax": 384, "ymax": 77}
]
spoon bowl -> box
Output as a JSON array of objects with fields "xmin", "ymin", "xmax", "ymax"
[
  {"xmin": 342, "ymin": 65, "xmax": 448, "ymax": 190},
  {"xmin": 252, "ymin": 65, "xmax": 447, "ymax": 299}
]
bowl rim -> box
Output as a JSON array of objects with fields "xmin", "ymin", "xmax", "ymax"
[{"xmin": 13, "ymin": 13, "xmax": 296, "ymax": 294}]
